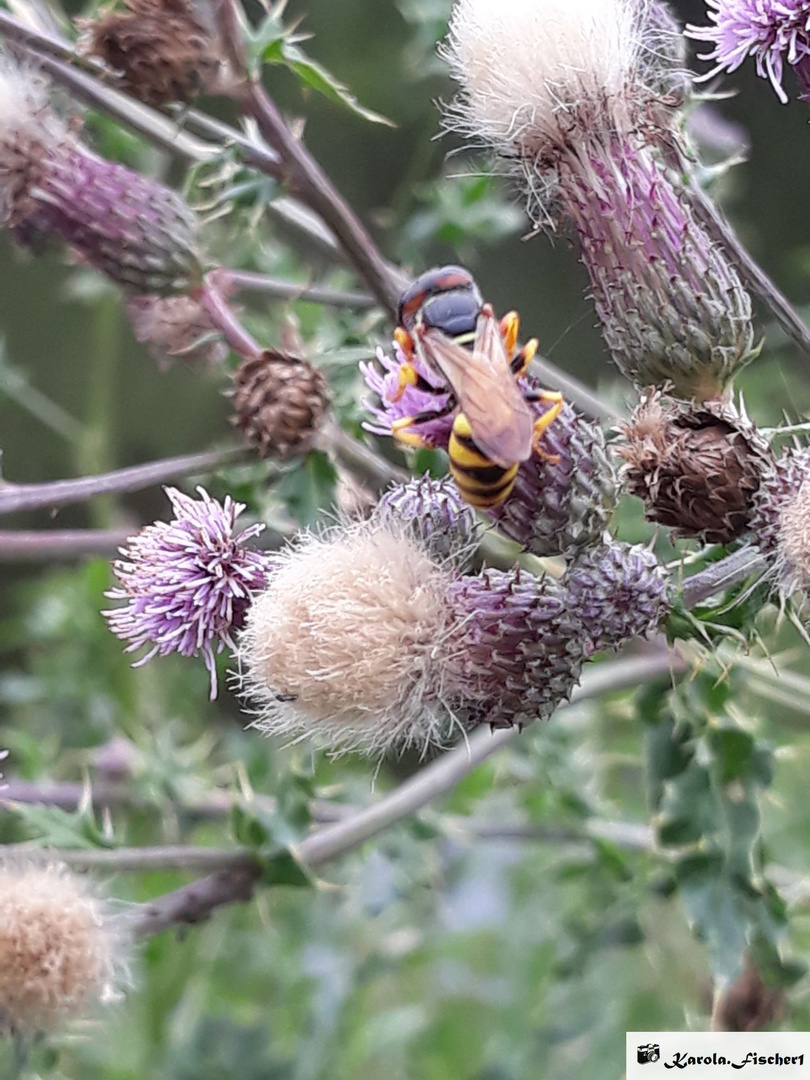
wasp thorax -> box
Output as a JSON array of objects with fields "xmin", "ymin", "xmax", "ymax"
[{"xmin": 618, "ymin": 390, "xmax": 774, "ymax": 544}]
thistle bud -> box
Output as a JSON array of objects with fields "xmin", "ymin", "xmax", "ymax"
[
  {"xmin": 443, "ymin": 568, "xmax": 586, "ymax": 729},
  {"xmin": 563, "ymin": 541, "xmax": 669, "ymax": 654},
  {"xmin": 78, "ymin": 0, "xmax": 221, "ymax": 109},
  {"xmin": 618, "ymin": 390, "xmax": 774, "ymax": 543},
  {"xmin": 487, "ymin": 396, "xmax": 618, "ymax": 557},
  {"xmin": 0, "ymin": 60, "xmax": 202, "ymax": 294},
  {"xmin": 126, "ymin": 294, "xmax": 228, "ymax": 369},
  {"xmin": 0, "ymin": 861, "xmax": 123, "ymax": 1034},
  {"xmin": 231, "ymin": 350, "xmax": 331, "ymax": 459},
  {"xmin": 442, "ymin": 0, "xmax": 757, "ymax": 400},
  {"xmin": 749, "ymin": 448, "xmax": 810, "ymax": 595},
  {"xmin": 375, "ymin": 475, "xmax": 479, "ymax": 569}
]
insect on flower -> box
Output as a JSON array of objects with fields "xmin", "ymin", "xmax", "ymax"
[{"xmin": 390, "ymin": 266, "xmax": 564, "ymax": 508}]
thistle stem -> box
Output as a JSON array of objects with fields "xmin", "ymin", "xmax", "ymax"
[
  {"xmin": 680, "ymin": 547, "xmax": 769, "ymax": 608},
  {"xmin": 0, "ymin": 529, "xmax": 130, "ymax": 560},
  {"xmin": 197, "ymin": 275, "xmax": 263, "ymax": 360},
  {"xmin": 217, "ymin": 269, "xmax": 375, "ymax": 310},
  {"xmin": 0, "ymin": 447, "xmax": 241, "ymax": 516}
]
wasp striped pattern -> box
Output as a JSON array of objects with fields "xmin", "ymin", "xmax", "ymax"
[{"xmin": 448, "ymin": 414, "xmax": 519, "ymax": 508}]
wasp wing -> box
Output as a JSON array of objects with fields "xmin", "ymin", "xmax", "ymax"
[{"xmin": 415, "ymin": 315, "xmax": 534, "ymax": 468}]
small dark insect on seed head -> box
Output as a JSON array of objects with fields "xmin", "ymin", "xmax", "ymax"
[{"xmin": 275, "ymin": 693, "xmax": 298, "ymax": 703}]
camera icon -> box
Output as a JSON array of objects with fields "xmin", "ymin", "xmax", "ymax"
[{"xmin": 637, "ymin": 1044, "xmax": 661, "ymax": 1064}]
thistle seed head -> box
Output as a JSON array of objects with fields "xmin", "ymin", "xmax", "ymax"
[
  {"xmin": 618, "ymin": 390, "xmax": 774, "ymax": 543},
  {"xmin": 78, "ymin": 0, "xmax": 221, "ymax": 108},
  {"xmin": 442, "ymin": 0, "xmax": 685, "ymax": 164},
  {"xmin": 126, "ymin": 294, "xmax": 228, "ymax": 369},
  {"xmin": 0, "ymin": 861, "xmax": 123, "ymax": 1034},
  {"xmin": 750, "ymin": 448, "xmax": 810, "ymax": 596},
  {"xmin": 238, "ymin": 523, "xmax": 459, "ymax": 757}
]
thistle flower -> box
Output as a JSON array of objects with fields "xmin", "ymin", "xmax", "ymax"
[
  {"xmin": 126, "ymin": 294, "xmax": 228, "ymax": 370},
  {"xmin": 749, "ymin": 447, "xmax": 810, "ymax": 594},
  {"xmin": 0, "ymin": 60, "xmax": 201, "ymax": 294},
  {"xmin": 104, "ymin": 486, "xmax": 272, "ymax": 697},
  {"xmin": 375, "ymin": 475, "xmax": 479, "ymax": 568},
  {"xmin": 231, "ymin": 350, "xmax": 331, "ymax": 459},
  {"xmin": 362, "ymin": 349, "xmax": 617, "ymax": 557},
  {"xmin": 360, "ymin": 343, "xmax": 455, "ymax": 449},
  {"xmin": 618, "ymin": 389, "xmax": 774, "ymax": 543},
  {"xmin": 78, "ymin": 0, "xmax": 221, "ymax": 108},
  {"xmin": 487, "ymin": 396, "xmax": 618, "ymax": 557},
  {"xmin": 442, "ymin": 0, "xmax": 757, "ymax": 400},
  {"xmin": 686, "ymin": 0, "xmax": 810, "ymax": 104},
  {"xmin": 239, "ymin": 520, "xmax": 590, "ymax": 754},
  {"xmin": 0, "ymin": 861, "xmax": 122, "ymax": 1034},
  {"xmin": 563, "ymin": 541, "xmax": 669, "ymax": 654}
]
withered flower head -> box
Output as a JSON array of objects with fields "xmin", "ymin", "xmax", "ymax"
[
  {"xmin": 231, "ymin": 349, "xmax": 331, "ymax": 459},
  {"xmin": 0, "ymin": 59, "xmax": 202, "ymax": 294},
  {"xmin": 750, "ymin": 447, "xmax": 810, "ymax": 597},
  {"xmin": 126, "ymin": 294, "xmax": 227, "ymax": 369},
  {"xmin": 617, "ymin": 389, "xmax": 774, "ymax": 544},
  {"xmin": 78, "ymin": 0, "xmax": 221, "ymax": 108}
]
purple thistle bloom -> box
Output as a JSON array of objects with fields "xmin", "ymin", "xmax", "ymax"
[
  {"xmin": 360, "ymin": 344, "xmax": 456, "ymax": 449},
  {"xmin": 686, "ymin": 0, "xmax": 810, "ymax": 104},
  {"xmin": 104, "ymin": 487, "xmax": 273, "ymax": 697}
]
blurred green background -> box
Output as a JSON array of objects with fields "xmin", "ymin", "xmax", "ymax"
[{"xmin": 2, "ymin": 1, "xmax": 810, "ymax": 1077}]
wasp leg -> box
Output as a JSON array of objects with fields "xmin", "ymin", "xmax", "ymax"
[
  {"xmin": 510, "ymin": 337, "xmax": 539, "ymax": 378},
  {"xmin": 390, "ymin": 400, "xmax": 458, "ymax": 448},
  {"xmin": 527, "ymin": 391, "xmax": 564, "ymax": 463},
  {"xmin": 500, "ymin": 311, "xmax": 520, "ymax": 355}
]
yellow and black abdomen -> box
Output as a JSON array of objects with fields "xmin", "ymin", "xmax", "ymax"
[{"xmin": 448, "ymin": 414, "xmax": 519, "ymax": 509}]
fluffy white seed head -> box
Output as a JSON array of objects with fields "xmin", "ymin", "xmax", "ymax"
[
  {"xmin": 0, "ymin": 861, "xmax": 123, "ymax": 1033},
  {"xmin": 442, "ymin": 0, "xmax": 684, "ymax": 159},
  {"xmin": 238, "ymin": 523, "xmax": 460, "ymax": 756}
]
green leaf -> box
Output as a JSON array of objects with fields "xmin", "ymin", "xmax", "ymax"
[
  {"xmin": 274, "ymin": 43, "xmax": 394, "ymax": 126},
  {"xmin": 8, "ymin": 798, "xmax": 114, "ymax": 850},
  {"xmin": 275, "ymin": 450, "xmax": 337, "ymax": 527},
  {"xmin": 259, "ymin": 848, "xmax": 312, "ymax": 888}
]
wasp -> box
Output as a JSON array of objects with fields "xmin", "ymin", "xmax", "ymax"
[{"xmin": 389, "ymin": 265, "xmax": 564, "ymax": 509}]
